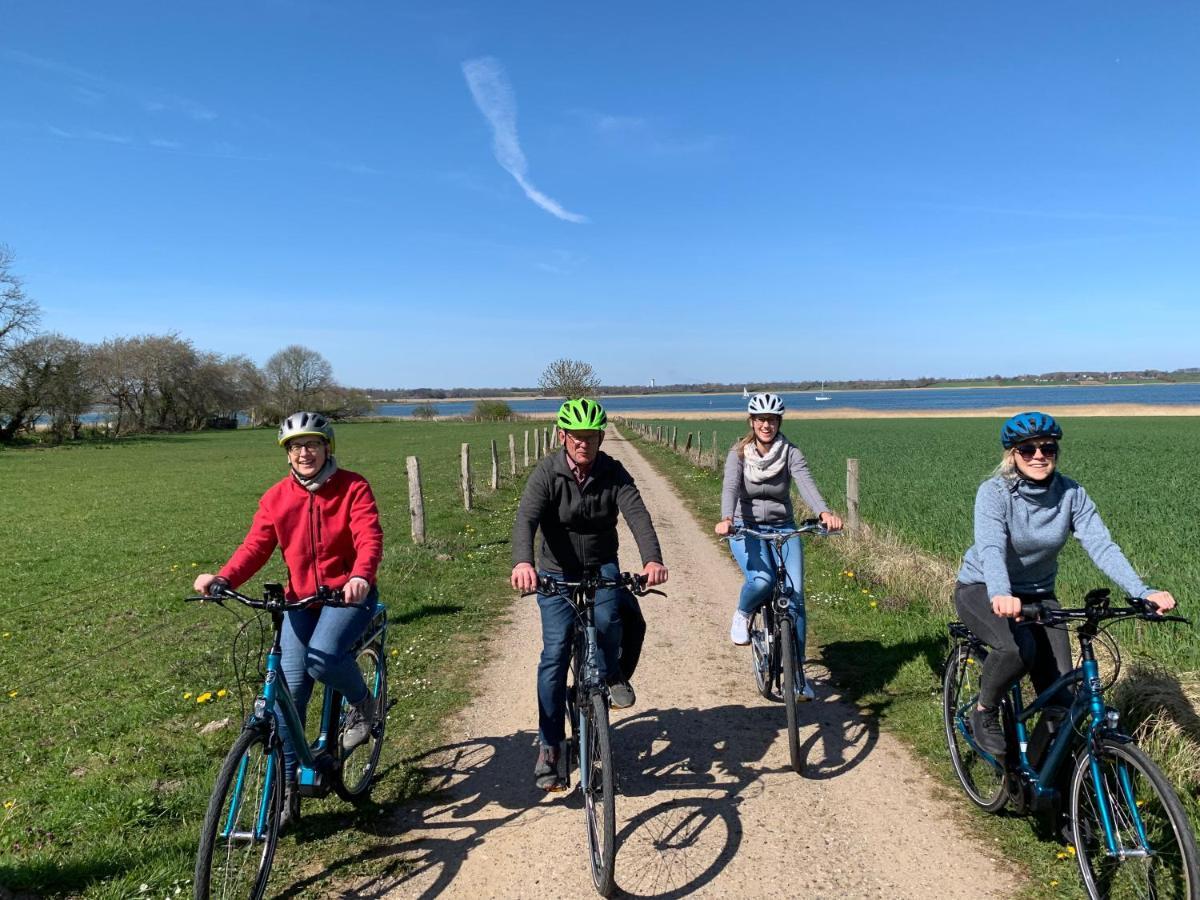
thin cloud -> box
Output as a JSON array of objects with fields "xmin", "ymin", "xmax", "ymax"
[
  {"xmin": 461, "ymin": 56, "xmax": 587, "ymax": 224},
  {"xmin": 46, "ymin": 124, "xmax": 131, "ymax": 144},
  {"xmin": 573, "ymin": 108, "xmax": 722, "ymax": 157}
]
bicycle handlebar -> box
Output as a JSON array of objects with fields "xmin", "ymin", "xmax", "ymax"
[
  {"xmin": 726, "ymin": 518, "xmax": 842, "ymax": 542},
  {"xmin": 522, "ymin": 571, "xmax": 666, "ymax": 600},
  {"xmin": 185, "ymin": 582, "xmax": 364, "ymax": 611},
  {"xmin": 1020, "ymin": 594, "xmax": 1189, "ymax": 627}
]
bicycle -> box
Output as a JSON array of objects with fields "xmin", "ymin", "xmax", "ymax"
[
  {"xmin": 525, "ymin": 570, "xmax": 665, "ymax": 898},
  {"xmin": 944, "ymin": 588, "xmax": 1200, "ymax": 898},
  {"xmin": 187, "ymin": 582, "xmax": 389, "ymax": 900},
  {"xmin": 726, "ymin": 518, "xmax": 838, "ymax": 774}
]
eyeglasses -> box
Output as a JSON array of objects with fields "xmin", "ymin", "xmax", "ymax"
[
  {"xmin": 1014, "ymin": 441, "xmax": 1059, "ymax": 460},
  {"xmin": 287, "ymin": 440, "xmax": 325, "ymax": 456},
  {"xmin": 562, "ymin": 430, "xmax": 600, "ymax": 445},
  {"xmin": 751, "ymin": 416, "xmax": 780, "ymax": 426}
]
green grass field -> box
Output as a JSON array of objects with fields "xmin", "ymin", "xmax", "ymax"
[
  {"xmin": 622, "ymin": 417, "xmax": 1200, "ymax": 899},
  {"xmin": 0, "ymin": 421, "xmax": 541, "ymax": 897}
]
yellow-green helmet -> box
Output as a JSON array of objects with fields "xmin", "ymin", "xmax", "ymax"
[{"xmin": 556, "ymin": 398, "xmax": 607, "ymax": 430}]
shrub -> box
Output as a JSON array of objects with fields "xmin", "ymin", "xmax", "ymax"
[
  {"xmin": 411, "ymin": 403, "xmax": 439, "ymax": 420},
  {"xmin": 471, "ymin": 399, "xmax": 513, "ymax": 421}
]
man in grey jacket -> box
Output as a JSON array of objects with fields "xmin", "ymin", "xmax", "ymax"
[{"xmin": 511, "ymin": 397, "xmax": 668, "ymax": 790}]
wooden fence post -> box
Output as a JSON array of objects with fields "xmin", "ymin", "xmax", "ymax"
[
  {"xmin": 490, "ymin": 439, "xmax": 499, "ymax": 490},
  {"xmin": 712, "ymin": 431, "xmax": 721, "ymax": 470},
  {"xmin": 847, "ymin": 458, "xmax": 860, "ymax": 533},
  {"xmin": 694, "ymin": 431, "xmax": 703, "ymax": 464},
  {"xmin": 406, "ymin": 455, "xmax": 425, "ymax": 544},
  {"xmin": 508, "ymin": 434, "xmax": 517, "ymax": 475},
  {"xmin": 684, "ymin": 432, "xmax": 693, "ymax": 455},
  {"xmin": 461, "ymin": 443, "xmax": 472, "ymax": 510},
  {"xmin": 524, "ymin": 430, "xmax": 530, "ymax": 467},
  {"xmin": 671, "ymin": 426, "xmax": 678, "ymax": 449}
]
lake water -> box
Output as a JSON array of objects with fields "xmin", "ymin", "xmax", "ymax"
[{"xmin": 373, "ymin": 383, "xmax": 1200, "ymax": 417}]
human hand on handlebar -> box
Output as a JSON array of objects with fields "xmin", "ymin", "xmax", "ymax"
[
  {"xmin": 991, "ymin": 594, "xmax": 1023, "ymax": 619},
  {"xmin": 344, "ymin": 576, "xmax": 371, "ymax": 603},
  {"xmin": 511, "ymin": 562, "xmax": 538, "ymax": 592},
  {"xmin": 714, "ymin": 519, "xmax": 733, "ymax": 537},
  {"xmin": 1145, "ymin": 590, "xmax": 1176, "ymax": 613},
  {"xmin": 193, "ymin": 573, "xmax": 228, "ymax": 595},
  {"xmin": 642, "ymin": 562, "xmax": 668, "ymax": 587},
  {"xmin": 819, "ymin": 511, "xmax": 843, "ymax": 531}
]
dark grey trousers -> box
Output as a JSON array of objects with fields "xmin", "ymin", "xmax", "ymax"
[{"xmin": 954, "ymin": 581, "xmax": 1072, "ymax": 709}]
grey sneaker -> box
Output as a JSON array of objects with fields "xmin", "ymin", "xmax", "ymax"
[
  {"xmin": 971, "ymin": 705, "xmax": 1006, "ymax": 757},
  {"xmin": 608, "ymin": 679, "xmax": 636, "ymax": 709},
  {"xmin": 534, "ymin": 745, "xmax": 563, "ymax": 791},
  {"xmin": 341, "ymin": 692, "xmax": 376, "ymax": 753},
  {"xmin": 795, "ymin": 677, "xmax": 815, "ymax": 703},
  {"xmin": 279, "ymin": 779, "xmax": 300, "ymax": 832}
]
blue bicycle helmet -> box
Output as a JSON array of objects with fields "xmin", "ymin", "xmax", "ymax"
[{"xmin": 1000, "ymin": 411, "xmax": 1062, "ymax": 449}]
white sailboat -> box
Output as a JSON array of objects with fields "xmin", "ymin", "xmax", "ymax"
[
  {"xmin": 814, "ymin": 382, "xmax": 831, "ymax": 401},
  {"xmin": 742, "ymin": 387, "xmax": 749, "ymax": 399}
]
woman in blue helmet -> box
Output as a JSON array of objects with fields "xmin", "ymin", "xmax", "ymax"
[{"xmin": 955, "ymin": 411, "xmax": 1176, "ymax": 755}]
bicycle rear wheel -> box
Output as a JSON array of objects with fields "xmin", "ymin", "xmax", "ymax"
[
  {"xmin": 749, "ymin": 608, "xmax": 774, "ymax": 700},
  {"xmin": 942, "ymin": 643, "xmax": 1008, "ymax": 812},
  {"xmin": 194, "ymin": 725, "xmax": 283, "ymax": 900},
  {"xmin": 780, "ymin": 618, "xmax": 803, "ymax": 775},
  {"xmin": 334, "ymin": 640, "xmax": 388, "ymax": 802},
  {"xmin": 1070, "ymin": 738, "xmax": 1200, "ymax": 899},
  {"xmin": 581, "ymin": 691, "xmax": 617, "ymax": 897}
]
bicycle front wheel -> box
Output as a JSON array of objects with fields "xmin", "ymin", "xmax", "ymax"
[
  {"xmin": 780, "ymin": 619, "xmax": 802, "ymax": 775},
  {"xmin": 334, "ymin": 640, "xmax": 388, "ymax": 802},
  {"xmin": 581, "ymin": 691, "xmax": 617, "ymax": 897},
  {"xmin": 942, "ymin": 644, "xmax": 1008, "ymax": 812},
  {"xmin": 194, "ymin": 725, "xmax": 283, "ymax": 900},
  {"xmin": 1070, "ymin": 738, "xmax": 1200, "ymax": 899}
]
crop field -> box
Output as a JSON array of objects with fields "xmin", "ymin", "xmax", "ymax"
[
  {"xmin": 0, "ymin": 421, "xmax": 537, "ymax": 897},
  {"xmin": 627, "ymin": 416, "xmax": 1200, "ymax": 668}
]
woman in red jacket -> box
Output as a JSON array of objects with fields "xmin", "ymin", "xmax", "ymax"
[{"xmin": 193, "ymin": 411, "xmax": 383, "ymax": 827}]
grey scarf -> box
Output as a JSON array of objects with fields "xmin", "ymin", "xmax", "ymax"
[
  {"xmin": 743, "ymin": 438, "xmax": 788, "ymax": 484},
  {"xmin": 292, "ymin": 457, "xmax": 338, "ymax": 492}
]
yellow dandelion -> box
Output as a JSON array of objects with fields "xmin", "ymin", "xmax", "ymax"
[
  {"xmin": 7, "ymin": 690, "xmax": 16, "ymax": 698},
  {"xmin": 216, "ymin": 689, "xmax": 228, "ymax": 699},
  {"xmin": 1049, "ymin": 880, "xmax": 1058, "ymax": 887},
  {"xmin": 1, "ymin": 632, "xmax": 9, "ymax": 638},
  {"xmin": 1056, "ymin": 851, "xmax": 1068, "ymax": 860},
  {"xmin": 845, "ymin": 571, "xmax": 855, "ymax": 578},
  {"xmin": 861, "ymin": 589, "xmax": 870, "ymax": 594},
  {"xmin": 1067, "ymin": 846, "xmax": 1076, "ymax": 856},
  {"xmin": 182, "ymin": 692, "xmax": 193, "ymax": 700},
  {"xmin": 191, "ymin": 562, "xmax": 199, "ymax": 568},
  {"xmin": 2, "ymin": 800, "xmax": 14, "ymax": 809},
  {"xmin": 391, "ymin": 649, "xmax": 398, "ymax": 656},
  {"xmin": 196, "ymin": 691, "xmax": 213, "ymax": 704},
  {"xmin": 869, "ymin": 601, "xmax": 878, "ymax": 608}
]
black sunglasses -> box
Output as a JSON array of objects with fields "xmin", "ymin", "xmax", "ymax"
[{"xmin": 1014, "ymin": 441, "xmax": 1059, "ymax": 460}]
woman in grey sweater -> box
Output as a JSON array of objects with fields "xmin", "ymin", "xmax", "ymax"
[
  {"xmin": 714, "ymin": 393, "xmax": 842, "ymax": 699},
  {"xmin": 956, "ymin": 411, "xmax": 1175, "ymax": 755}
]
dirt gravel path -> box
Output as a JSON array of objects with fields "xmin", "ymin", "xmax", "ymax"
[{"xmin": 363, "ymin": 427, "xmax": 1020, "ymax": 898}]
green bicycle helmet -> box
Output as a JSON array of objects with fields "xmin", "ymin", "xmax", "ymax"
[{"xmin": 556, "ymin": 398, "xmax": 608, "ymax": 431}]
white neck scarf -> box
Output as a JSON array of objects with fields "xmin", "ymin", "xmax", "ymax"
[{"xmin": 743, "ymin": 437, "xmax": 788, "ymax": 483}]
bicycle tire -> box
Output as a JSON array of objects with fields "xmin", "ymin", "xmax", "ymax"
[
  {"xmin": 749, "ymin": 609, "xmax": 773, "ymax": 700},
  {"xmin": 780, "ymin": 618, "xmax": 802, "ymax": 775},
  {"xmin": 942, "ymin": 644, "xmax": 1008, "ymax": 812},
  {"xmin": 1070, "ymin": 738, "xmax": 1200, "ymax": 899},
  {"xmin": 334, "ymin": 641, "xmax": 388, "ymax": 802},
  {"xmin": 581, "ymin": 691, "xmax": 617, "ymax": 897},
  {"xmin": 194, "ymin": 724, "xmax": 283, "ymax": 900}
]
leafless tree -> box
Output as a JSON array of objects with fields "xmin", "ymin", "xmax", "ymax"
[
  {"xmin": 263, "ymin": 344, "xmax": 335, "ymax": 419},
  {"xmin": 1, "ymin": 245, "xmax": 40, "ymax": 357},
  {"xmin": 538, "ymin": 358, "xmax": 600, "ymax": 400},
  {"xmin": 0, "ymin": 334, "xmax": 91, "ymax": 442}
]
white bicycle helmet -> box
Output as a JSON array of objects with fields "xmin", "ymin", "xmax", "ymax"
[
  {"xmin": 747, "ymin": 393, "xmax": 785, "ymax": 416},
  {"xmin": 278, "ymin": 411, "xmax": 335, "ymax": 453}
]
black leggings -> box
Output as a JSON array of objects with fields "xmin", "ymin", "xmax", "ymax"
[{"xmin": 954, "ymin": 582, "xmax": 1072, "ymax": 709}]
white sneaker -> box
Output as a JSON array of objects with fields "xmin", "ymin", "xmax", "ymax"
[
  {"xmin": 730, "ymin": 610, "xmax": 750, "ymax": 645},
  {"xmin": 796, "ymin": 678, "xmax": 815, "ymax": 702}
]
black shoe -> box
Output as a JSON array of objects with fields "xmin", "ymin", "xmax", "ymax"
[
  {"xmin": 971, "ymin": 705, "xmax": 1006, "ymax": 757},
  {"xmin": 607, "ymin": 679, "xmax": 636, "ymax": 709},
  {"xmin": 279, "ymin": 780, "xmax": 300, "ymax": 833},
  {"xmin": 534, "ymin": 745, "xmax": 563, "ymax": 792}
]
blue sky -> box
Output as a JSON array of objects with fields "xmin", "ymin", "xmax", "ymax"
[{"xmin": 2, "ymin": 2, "xmax": 1198, "ymax": 388}]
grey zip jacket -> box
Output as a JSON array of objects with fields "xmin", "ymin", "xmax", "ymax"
[
  {"xmin": 958, "ymin": 473, "xmax": 1152, "ymax": 601},
  {"xmin": 720, "ymin": 437, "xmax": 830, "ymax": 526},
  {"xmin": 512, "ymin": 448, "xmax": 663, "ymax": 575}
]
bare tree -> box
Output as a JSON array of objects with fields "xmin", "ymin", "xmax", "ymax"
[
  {"xmin": 1, "ymin": 245, "xmax": 40, "ymax": 356},
  {"xmin": 0, "ymin": 334, "xmax": 91, "ymax": 442},
  {"xmin": 263, "ymin": 344, "xmax": 335, "ymax": 419},
  {"xmin": 538, "ymin": 358, "xmax": 600, "ymax": 399}
]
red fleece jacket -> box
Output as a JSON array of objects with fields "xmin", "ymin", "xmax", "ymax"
[{"xmin": 218, "ymin": 468, "xmax": 383, "ymax": 600}]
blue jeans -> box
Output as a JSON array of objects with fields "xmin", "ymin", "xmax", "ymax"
[
  {"xmin": 730, "ymin": 522, "xmax": 807, "ymax": 665},
  {"xmin": 536, "ymin": 561, "xmax": 639, "ymax": 748},
  {"xmin": 278, "ymin": 587, "xmax": 378, "ymax": 777}
]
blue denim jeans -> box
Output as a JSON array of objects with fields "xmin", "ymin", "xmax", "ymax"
[
  {"xmin": 278, "ymin": 586, "xmax": 378, "ymax": 777},
  {"xmin": 730, "ymin": 522, "xmax": 807, "ymax": 664},
  {"xmin": 536, "ymin": 561, "xmax": 641, "ymax": 748}
]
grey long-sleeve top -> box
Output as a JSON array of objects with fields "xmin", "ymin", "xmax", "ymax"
[
  {"xmin": 957, "ymin": 473, "xmax": 1152, "ymax": 601},
  {"xmin": 720, "ymin": 438, "xmax": 829, "ymax": 526},
  {"xmin": 511, "ymin": 449, "xmax": 663, "ymax": 575}
]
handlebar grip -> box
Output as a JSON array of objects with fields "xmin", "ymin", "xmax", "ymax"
[{"xmin": 1020, "ymin": 602, "xmax": 1046, "ymax": 621}]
